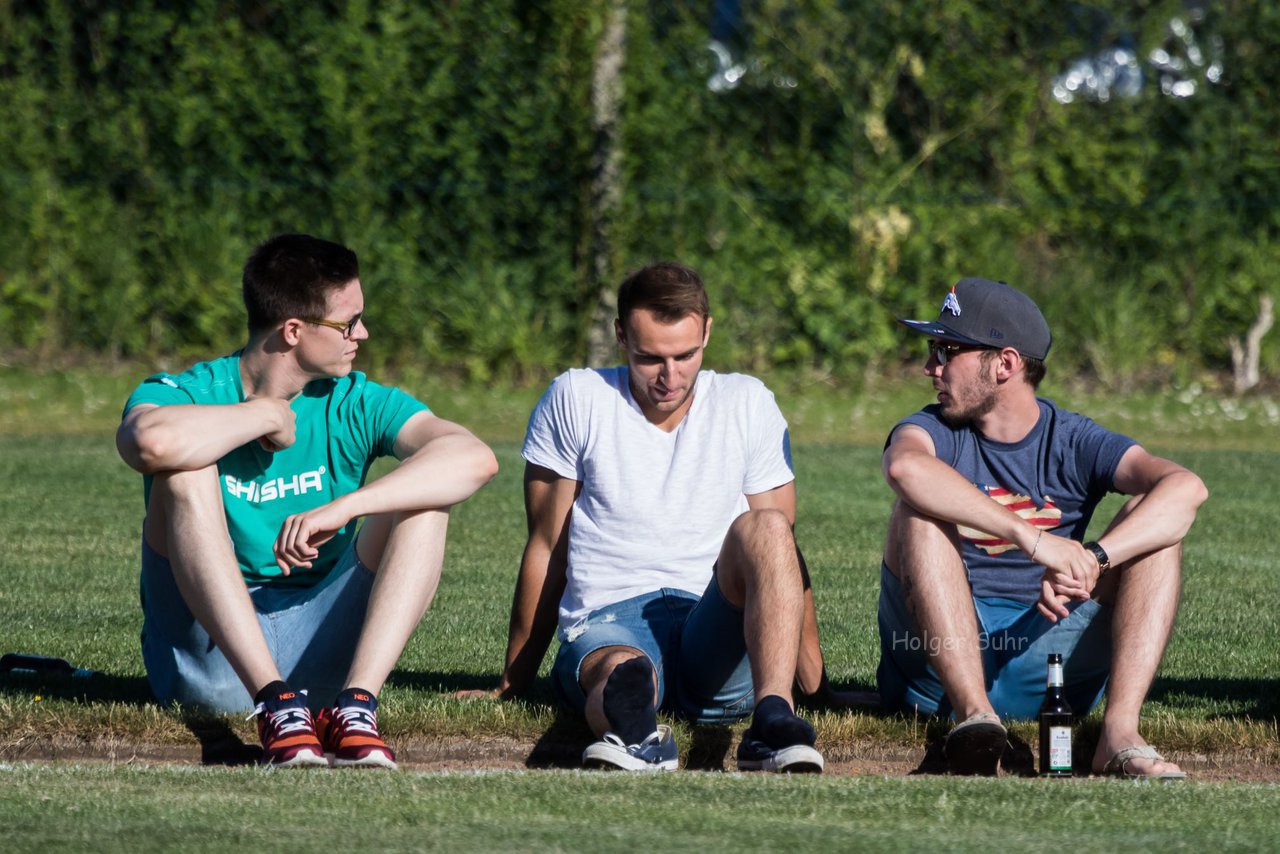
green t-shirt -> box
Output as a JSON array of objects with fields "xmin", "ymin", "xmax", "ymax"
[{"xmin": 124, "ymin": 352, "xmax": 429, "ymax": 586}]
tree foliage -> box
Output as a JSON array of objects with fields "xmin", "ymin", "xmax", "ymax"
[{"xmin": 1, "ymin": 0, "xmax": 1276, "ymax": 386}]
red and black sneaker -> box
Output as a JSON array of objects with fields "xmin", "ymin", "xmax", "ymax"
[
  {"xmin": 249, "ymin": 689, "xmax": 327, "ymax": 768},
  {"xmin": 316, "ymin": 689, "xmax": 397, "ymax": 769}
]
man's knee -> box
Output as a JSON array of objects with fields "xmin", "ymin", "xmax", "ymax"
[
  {"xmin": 356, "ymin": 508, "xmax": 451, "ymax": 570},
  {"xmin": 579, "ymin": 646, "xmax": 648, "ymax": 695},
  {"xmin": 1097, "ymin": 541, "xmax": 1183, "ymax": 606},
  {"xmin": 1094, "ymin": 495, "xmax": 1184, "ymax": 600},
  {"xmin": 716, "ymin": 509, "xmax": 802, "ymax": 606},
  {"xmin": 885, "ymin": 500, "xmax": 961, "ymax": 577},
  {"xmin": 888, "ymin": 499, "xmax": 956, "ymax": 544},
  {"xmin": 727, "ymin": 507, "xmax": 794, "ymax": 549},
  {"xmin": 722, "ymin": 509, "xmax": 798, "ymax": 573}
]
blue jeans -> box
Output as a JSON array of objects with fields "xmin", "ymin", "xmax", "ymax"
[
  {"xmin": 552, "ymin": 579, "xmax": 755, "ymax": 725},
  {"xmin": 875, "ymin": 564, "xmax": 1112, "ymax": 720},
  {"xmin": 139, "ymin": 535, "xmax": 374, "ymax": 714}
]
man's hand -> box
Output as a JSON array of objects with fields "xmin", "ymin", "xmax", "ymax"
[
  {"xmin": 273, "ymin": 498, "xmax": 355, "ymax": 574},
  {"xmin": 453, "ymin": 687, "xmax": 505, "ymax": 701},
  {"xmin": 253, "ymin": 397, "xmax": 297, "ymax": 452},
  {"xmin": 453, "ymin": 686, "xmax": 527, "ymax": 706},
  {"xmin": 453, "ymin": 677, "xmax": 525, "ymax": 702},
  {"xmin": 1036, "ymin": 579, "xmax": 1075, "ymax": 622},
  {"xmin": 1032, "ymin": 533, "xmax": 1102, "ymax": 621}
]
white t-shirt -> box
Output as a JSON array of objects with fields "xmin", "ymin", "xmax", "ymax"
[{"xmin": 522, "ymin": 367, "xmax": 795, "ymax": 627}]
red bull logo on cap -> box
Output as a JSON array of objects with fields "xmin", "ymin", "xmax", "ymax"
[{"xmin": 941, "ymin": 286, "xmax": 962, "ymax": 317}]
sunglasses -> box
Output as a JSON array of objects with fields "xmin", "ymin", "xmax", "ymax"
[
  {"xmin": 301, "ymin": 313, "xmax": 364, "ymax": 339},
  {"xmin": 928, "ymin": 340, "xmax": 989, "ymax": 365}
]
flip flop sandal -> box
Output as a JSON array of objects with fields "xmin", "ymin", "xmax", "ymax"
[
  {"xmin": 1098, "ymin": 745, "xmax": 1187, "ymax": 780},
  {"xmin": 944, "ymin": 712, "xmax": 1007, "ymax": 776}
]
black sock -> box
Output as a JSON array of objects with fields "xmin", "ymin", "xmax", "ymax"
[
  {"xmin": 254, "ymin": 680, "xmax": 292, "ymax": 708},
  {"xmin": 749, "ymin": 694, "xmax": 816, "ymax": 749},
  {"xmin": 602, "ymin": 657, "xmax": 657, "ymax": 745}
]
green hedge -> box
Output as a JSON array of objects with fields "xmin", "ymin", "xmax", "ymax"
[{"xmin": 1, "ymin": 0, "xmax": 1276, "ymax": 387}]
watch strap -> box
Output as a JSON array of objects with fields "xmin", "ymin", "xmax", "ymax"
[{"xmin": 1083, "ymin": 540, "xmax": 1111, "ymax": 573}]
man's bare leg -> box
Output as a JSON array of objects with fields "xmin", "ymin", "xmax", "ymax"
[
  {"xmin": 714, "ymin": 509, "xmax": 824, "ymax": 771},
  {"xmin": 580, "ymin": 645, "xmax": 656, "ymax": 739},
  {"xmin": 578, "ymin": 510, "xmax": 809, "ymax": 742},
  {"xmin": 714, "ymin": 509, "xmax": 806, "ymax": 705},
  {"xmin": 885, "ymin": 500, "xmax": 1007, "ymax": 775},
  {"xmin": 149, "ymin": 466, "xmax": 281, "ymax": 697},
  {"xmin": 1091, "ymin": 499, "xmax": 1185, "ymax": 777},
  {"xmin": 885, "ymin": 500, "xmax": 993, "ymax": 721},
  {"xmin": 343, "ymin": 509, "xmax": 452, "ymax": 695},
  {"xmin": 309, "ymin": 508, "xmax": 453, "ymax": 769},
  {"xmin": 576, "ymin": 645, "xmax": 676, "ymax": 770}
]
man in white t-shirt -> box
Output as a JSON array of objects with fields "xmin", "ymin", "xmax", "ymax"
[{"xmin": 474, "ymin": 262, "xmax": 866, "ymax": 772}]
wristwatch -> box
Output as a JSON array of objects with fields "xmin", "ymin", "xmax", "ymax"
[{"xmin": 1083, "ymin": 540, "xmax": 1111, "ymax": 574}]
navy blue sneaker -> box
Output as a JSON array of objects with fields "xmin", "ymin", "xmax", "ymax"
[
  {"xmin": 736, "ymin": 731, "xmax": 824, "ymax": 773},
  {"xmin": 582, "ymin": 725, "xmax": 679, "ymax": 771}
]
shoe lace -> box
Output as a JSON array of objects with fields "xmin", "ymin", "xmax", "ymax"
[
  {"xmin": 601, "ymin": 729, "xmax": 661, "ymax": 753},
  {"xmin": 333, "ymin": 706, "xmax": 380, "ymax": 738},
  {"xmin": 247, "ymin": 690, "xmax": 314, "ymax": 737}
]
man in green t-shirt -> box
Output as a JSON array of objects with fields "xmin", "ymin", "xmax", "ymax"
[{"xmin": 117, "ymin": 233, "xmax": 498, "ymax": 769}]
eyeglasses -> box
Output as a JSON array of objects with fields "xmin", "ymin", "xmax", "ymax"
[
  {"xmin": 301, "ymin": 313, "xmax": 364, "ymax": 339},
  {"xmin": 928, "ymin": 340, "xmax": 987, "ymax": 365}
]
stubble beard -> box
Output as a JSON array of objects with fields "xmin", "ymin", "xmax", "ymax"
[{"xmin": 939, "ymin": 377, "xmax": 999, "ymax": 428}]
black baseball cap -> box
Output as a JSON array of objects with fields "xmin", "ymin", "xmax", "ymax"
[{"xmin": 898, "ymin": 277, "xmax": 1052, "ymax": 360}]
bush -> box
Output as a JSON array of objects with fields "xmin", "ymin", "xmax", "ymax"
[{"xmin": 0, "ymin": 0, "xmax": 1275, "ymax": 388}]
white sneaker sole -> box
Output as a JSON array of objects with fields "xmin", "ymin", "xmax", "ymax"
[
  {"xmin": 582, "ymin": 745, "xmax": 678, "ymax": 772},
  {"xmin": 264, "ymin": 748, "xmax": 328, "ymax": 769},
  {"xmin": 328, "ymin": 751, "xmax": 398, "ymax": 770},
  {"xmin": 737, "ymin": 744, "xmax": 825, "ymax": 774}
]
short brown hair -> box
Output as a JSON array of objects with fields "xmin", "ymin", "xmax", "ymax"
[
  {"xmin": 242, "ymin": 234, "xmax": 359, "ymax": 333},
  {"xmin": 616, "ymin": 262, "xmax": 710, "ymax": 328}
]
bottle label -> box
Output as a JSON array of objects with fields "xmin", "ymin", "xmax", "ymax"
[
  {"xmin": 1049, "ymin": 726, "xmax": 1072, "ymax": 771},
  {"xmin": 1047, "ymin": 662, "xmax": 1064, "ymax": 686}
]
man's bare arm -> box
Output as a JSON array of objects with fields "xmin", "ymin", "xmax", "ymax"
[
  {"xmin": 882, "ymin": 425, "xmax": 1042, "ymax": 555},
  {"xmin": 273, "ymin": 411, "xmax": 499, "ymax": 571},
  {"xmin": 116, "ymin": 400, "xmax": 296, "ymax": 474},
  {"xmin": 1092, "ymin": 446, "xmax": 1208, "ymax": 567},
  {"xmin": 884, "ymin": 424, "xmax": 1095, "ymax": 620},
  {"xmin": 456, "ymin": 462, "xmax": 577, "ymax": 700}
]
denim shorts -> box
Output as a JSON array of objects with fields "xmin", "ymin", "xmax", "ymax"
[
  {"xmin": 139, "ymin": 535, "xmax": 374, "ymax": 714},
  {"xmin": 551, "ymin": 579, "xmax": 755, "ymax": 725},
  {"xmin": 875, "ymin": 563, "xmax": 1112, "ymax": 720}
]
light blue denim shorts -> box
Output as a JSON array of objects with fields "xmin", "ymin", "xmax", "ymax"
[
  {"xmin": 552, "ymin": 578, "xmax": 755, "ymax": 725},
  {"xmin": 875, "ymin": 563, "xmax": 1113, "ymax": 720},
  {"xmin": 139, "ymin": 535, "xmax": 374, "ymax": 714}
]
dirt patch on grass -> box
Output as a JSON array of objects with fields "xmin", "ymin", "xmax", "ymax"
[{"xmin": 5, "ymin": 734, "xmax": 1277, "ymax": 783}]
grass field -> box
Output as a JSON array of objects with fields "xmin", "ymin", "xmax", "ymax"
[
  {"xmin": 1, "ymin": 366, "xmax": 1278, "ymax": 850},
  {"xmin": 4, "ymin": 766, "xmax": 1280, "ymax": 853}
]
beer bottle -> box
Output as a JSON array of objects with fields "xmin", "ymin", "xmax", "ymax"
[{"xmin": 1039, "ymin": 652, "xmax": 1073, "ymax": 777}]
